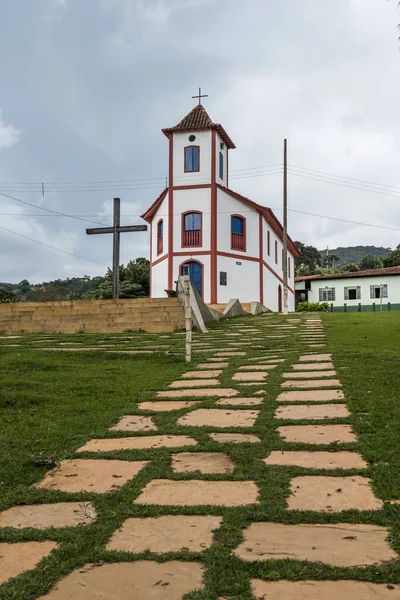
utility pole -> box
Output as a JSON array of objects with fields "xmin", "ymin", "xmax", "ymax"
[{"xmin": 282, "ymin": 139, "xmax": 288, "ymax": 315}]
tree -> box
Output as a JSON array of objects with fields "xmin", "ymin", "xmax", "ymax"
[
  {"xmin": 322, "ymin": 254, "xmax": 340, "ymax": 269},
  {"xmin": 342, "ymin": 263, "xmax": 360, "ymax": 272},
  {"xmin": 382, "ymin": 248, "xmax": 400, "ymax": 267},
  {"xmin": 359, "ymin": 255, "xmax": 381, "ymax": 270},
  {"xmin": 0, "ymin": 286, "xmax": 16, "ymax": 303},
  {"xmin": 294, "ymin": 241, "xmax": 321, "ymax": 276}
]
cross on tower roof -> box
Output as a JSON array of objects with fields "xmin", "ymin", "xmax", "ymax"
[{"xmin": 191, "ymin": 87, "xmax": 208, "ymax": 106}]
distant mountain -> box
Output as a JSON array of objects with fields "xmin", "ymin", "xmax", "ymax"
[{"xmin": 318, "ymin": 245, "xmax": 392, "ymax": 267}]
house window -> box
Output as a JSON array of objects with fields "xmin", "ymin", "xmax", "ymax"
[
  {"xmin": 288, "ymin": 257, "xmax": 291, "ymax": 279},
  {"xmin": 219, "ymin": 152, "xmax": 224, "ymax": 179},
  {"xmin": 344, "ymin": 286, "xmax": 361, "ymax": 300},
  {"xmin": 319, "ymin": 287, "xmax": 336, "ymax": 302},
  {"xmin": 157, "ymin": 219, "xmax": 163, "ymax": 255},
  {"xmin": 370, "ymin": 284, "xmax": 388, "ymax": 299},
  {"xmin": 184, "ymin": 146, "xmax": 200, "ymax": 172},
  {"xmin": 267, "ymin": 230, "xmax": 270, "ymax": 256},
  {"xmin": 220, "ymin": 271, "xmax": 227, "ymax": 286},
  {"xmin": 231, "ymin": 215, "xmax": 246, "ymax": 251},
  {"xmin": 182, "ymin": 211, "xmax": 202, "ymax": 247},
  {"xmin": 275, "ymin": 240, "xmax": 278, "ymax": 264}
]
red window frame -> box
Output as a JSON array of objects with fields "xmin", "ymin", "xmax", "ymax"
[
  {"xmin": 184, "ymin": 145, "xmax": 200, "ymax": 173},
  {"xmin": 267, "ymin": 230, "xmax": 270, "ymax": 256},
  {"xmin": 288, "ymin": 256, "xmax": 291, "ymax": 278},
  {"xmin": 182, "ymin": 210, "xmax": 202, "ymax": 248},
  {"xmin": 231, "ymin": 214, "xmax": 246, "ymax": 252},
  {"xmin": 275, "ymin": 240, "xmax": 278, "ymax": 264},
  {"xmin": 157, "ymin": 219, "xmax": 163, "ymax": 255}
]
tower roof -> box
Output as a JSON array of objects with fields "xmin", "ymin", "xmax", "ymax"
[{"xmin": 162, "ymin": 105, "xmax": 236, "ymax": 149}]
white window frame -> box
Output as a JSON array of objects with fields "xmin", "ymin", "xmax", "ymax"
[
  {"xmin": 344, "ymin": 286, "xmax": 361, "ymax": 300},
  {"xmin": 319, "ymin": 287, "xmax": 335, "ymax": 302},
  {"xmin": 370, "ymin": 284, "xmax": 388, "ymax": 299}
]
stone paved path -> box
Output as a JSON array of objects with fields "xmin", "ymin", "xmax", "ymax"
[{"xmin": 1, "ymin": 314, "xmax": 399, "ymax": 598}]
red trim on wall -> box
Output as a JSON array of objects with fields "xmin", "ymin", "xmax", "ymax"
[
  {"xmin": 184, "ymin": 145, "xmax": 200, "ymax": 173},
  {"xmin": 210, "ymin": 130, "xmax": 217, "ymax": 304},
  {"xmin": 173, "ymin": 251, "xmax": 211, "ymax": 257},
  {"xmin": 278, "ymin": 284, "xmax": 283, "ymax": 313},
  {"xmin": 168, "ymin": 135, "xmax": 173, "ymax": 288},
  {"xmin": 230, "ymin": 214, "xmax": 246, "ymax": 252},
  {"xmin": 217, "ymin": 251, "xmax": 259, "ymax": 263},
  {"xmin": 179, "ymin": 258, "xmax": 205, "ymax": 299},
  {"xmin": 274, "ymin": 240, "xmax": 278, "ymax": 265},
  {"xmin": 226, "ymin": 148, "xmax": 229, "ymax": 187},
  {"xmin": 152, "ymin": 254, "xmax": 168, "ymax": 267},
  {"xmin": 259, "ymin": 213, "xmax": 264, "ymax": 305},
  {"xmin": 173, "ymin": 184, "xmax": 211, "ymax": 191},
  {"xmin": 267, "ymin": 230, "xmax": 270, "ymax": 256},
  {"xmin": 157, "ymin": 218, "xmax": 163, "ymax": 255},
  {"xmin": 181, "ymin": 210, "xmax": 203, "ymax": 248},
  {"xmin": 150, "ymin": 213, "xmax": 153, "ymax": 296},
  {"xmin": 263, "ymin": 260, "xmax": 295, "ymax": 294}
]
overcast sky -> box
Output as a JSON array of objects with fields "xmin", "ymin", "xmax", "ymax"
[{"xmin": 1, "ymin": 0, "xmax": 400, "ymax": 283}]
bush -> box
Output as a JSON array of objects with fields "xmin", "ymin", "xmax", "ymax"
[{"xmin": 296, "ymin": 301, "xmax": 328, "ymax": 312}]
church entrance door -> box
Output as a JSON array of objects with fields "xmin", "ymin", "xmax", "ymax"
[{"xmin": 181, "ymin": 261, "xmax": 203, "ymax": 298}]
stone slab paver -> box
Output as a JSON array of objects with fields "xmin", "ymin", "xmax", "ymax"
[
  {"xmin": 36, "ymin": 561, "xmax": 205, "ymax": 599},
  {"xmin": 172, "ymin": 452, "xmax": 235, "ymax": 474},
  {"xmin": 134, "ymin": 480, "xmax": 259, "ymax": 506},
  {"xmin": 177, "ymin": 409, "xmax": 259, "ymax": 428},
  {"xmin": 293, "ymin": 362, "xmax": 334, "ymax": 370},
  {"xmin": 237, "ymin": 365, "xmax": 277, "ymax": 371},
  {"xmin": 138, "ymin": 401, "xmax": 199, "ymax": 412},
  {"xmin": 288, "ymin": 476, "xmax": 383, "ymax": 511},
  {"xmin": 263, "ymin": 451, "xmax": 367, "ymax": 469},
  {"xmin": 181, "ymin": 370, "xmax": 222, "ymax": 378},
  {"xmin": 197, "ymin": 362, "xmax": 229, "ymax": 368},
  {"xmin": 233, "ymin": 372, "xmax": 267, "ymax": 381},
  {"xmin": 308, "ymin": 344, "xmax": 327, "ymax": 348},
  {"xmin": 35, "ymin": 459, "xmax": 149, "ymax": 493},
  {"xmin": 277, "ymin": 390, "xmax": 345, "ymax": 402},
  {"xmin": 299, "ymin": 354, "xmax": 332, "ymax": 361},
  {"xmin": 236, "ymin": 522, "xmax": 396, "ymax": 566},
  {"xmin": 169, "ymin": 379, "xmax": 220, "ymax": 388},
  {"xmin": 250, "ymin": 580, "xmax": 400, "ymax": 599},
  {"xmin": 109, "ymin": 415, "xmax": 157, "ymax": 432},
  {"xmin": 0, "ymin": 502, "xmax": 96, "ymax": 529},
  {"xmin": 106, "ymin": 515, "xmax": 222, "ymax": 553},
  {"xmin": 209, "ymin": 433, "xmax": 261, "ymax": 444},
  {"xmin": 78, "ymin": 436, "xmax": 198, "ymax": 452},
  {"xmin": 216, "ymin": 397, "xmax": 263, "ymax": 406},
  {"xmin": 157, "ymin": 388, "xmax": 238, "ymax": 399},
  {"xmin": 214, "ymin": 352, "xmax": 246, "ymax": 356},
  {"xmin": 0, "ymin": 541, "xmax": 59, "ymax": 585},
  {"xmin": 283, "ymin": 371, "xmax": 337, "ymax": 379},
  {"xmin": 278, "ymin": 425, "xmax": 356, "ymax": 444},
  {"xmin": 282, "ymin": 379, "xmax": 342, "ymax": 389},
  {"xmin": 275, "ymin": 404, "xmax": 350, "ymax": 420}
]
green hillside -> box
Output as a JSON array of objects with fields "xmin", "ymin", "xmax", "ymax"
[{"xmin": 318, "ymin": 245, "xmax": 392, "ymax": 267}]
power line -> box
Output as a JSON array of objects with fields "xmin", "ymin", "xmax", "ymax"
[
  {"xmin": 288, "ymin": 170, "xmax": 400, "ymax": 199},
  {"xmin": 289, "ymin": 164, "xmax": 400, "ymax": 191},
  {"xmin": 0, "ymin": 225, "xmax": 109, "ymax": 266},
  {"xmin": 280, "ymin": 208, "xmax": 400, "ymax": 232}
]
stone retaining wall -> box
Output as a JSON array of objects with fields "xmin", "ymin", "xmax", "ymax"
[{"xmin": 0, "ymin": 298, "xmax": 185, "ymax": 335}]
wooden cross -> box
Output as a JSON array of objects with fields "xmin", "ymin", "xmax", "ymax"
[
  {"xmin": 192, "ymin": 87, "xmax": 208, "ymax": 106},
  {"xmin": 86, "ymin": 197, "xmax": 147, "ymax": 300}
]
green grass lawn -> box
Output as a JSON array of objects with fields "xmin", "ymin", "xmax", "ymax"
[{"xmin": 0, "ymin": 313, "xmax": 399, "ymax": 599}]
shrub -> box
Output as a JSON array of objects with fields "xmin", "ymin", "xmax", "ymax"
[{"xmin": 296, "ymin": 301, "xmax": 328, "ymax": 312}]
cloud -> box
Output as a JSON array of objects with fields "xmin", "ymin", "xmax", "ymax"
[
  {"xmin": 0, "ymin": 110, "xmax": 21, "ymax": 150},
  {"xmin": 44, "ymin": 0, "xmax": 67, "ymax": 21}
]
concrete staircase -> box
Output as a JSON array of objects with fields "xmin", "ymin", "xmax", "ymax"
[
  {"xmin": 0, "ymin": 298, "xmax": 185, "ymax": 335},
  {"xmin": 207, "ymin": 303, "xmax": 252, "ymax": 314}
]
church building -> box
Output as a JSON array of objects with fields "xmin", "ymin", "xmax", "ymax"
[{"xmin": 141, "ymin": 104, "xmax": 300, "ymax": 312}]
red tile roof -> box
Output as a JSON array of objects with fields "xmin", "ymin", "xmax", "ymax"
[
  {"xmin": 141, "ymin": 188, "xmax": 168, "ymax": 222},
  {"xmin": 217, "ymin": 185, "xmax": 301, "ymax": 258},
  {"xmin": 162, "ymin": 105, "xmax": 236, "ymax": 149},
  {"xmin": 295, "ymin": 265, "xmax": 400, "ymax": 282}
]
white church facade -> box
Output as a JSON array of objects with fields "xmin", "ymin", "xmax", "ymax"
[{"xmin": 141, "ymin": 104, "xmax": 300, "ymax": 312}]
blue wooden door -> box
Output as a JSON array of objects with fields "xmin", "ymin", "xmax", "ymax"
[{"xmin": 182, "ymin": 262, "xmax": 203, "ymax": 298}]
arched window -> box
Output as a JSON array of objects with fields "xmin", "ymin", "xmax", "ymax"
[
  {"xmin": 288, "ymin": 256, "xmax": 291, "ymax": 279},
  {"xmin": 231, "ymin": 215, "xmax": 246, "ymax": 251},
  {"xmin": 182, "ymin": 211, "xmax": 202, "ymax": 247},
  {"xmin": 267, "ymin": 230, "xmax": 271, "ymax": 256},
  {"xmin": 157, "ymin": 219, "xmax": 163, "ymax": 255},
  {"xmin": 275, "ymin": 240, "xmax": 278, "ymax": 264},
  {"xmin": 184, "ymin": 146, "xmax": 200, "ymax": 172},
  {"xmin": 219, "ymin": 152, "xmax": 224, "ymax": 179}
]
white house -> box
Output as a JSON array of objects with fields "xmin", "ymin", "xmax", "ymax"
[
  {"xmin": 141, "ymin": 104, "xmax": 300, "ymax": 312},
  {"xmin": 295, "ymin": 266, "xmax": 400, "ymax": 311}
]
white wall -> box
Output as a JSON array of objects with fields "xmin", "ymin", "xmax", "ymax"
[
  {"xmin": 173, "ymin": 254, "xmax": 211, "ymax": 303},
  {"xmin": 173, "ymin": 130, "xmax": 211, "ymax": 185},
  {"xmin": 296, "ymin": 275, "xmax": 400, "ymax": 307},
  {"xmin": 217, "ymin": 188, "xmax": 259, "ymax": 257},
  {"xmin": 151, "ymin": 198, "xmax": 169, "ymax": 261},
  {"xmin": 172, "ymin": 188, "xmax": 211, "ymax": 252},
  {"xmin": 151, "ymin": 259, "xmax": 169, "ymax": 298},
  {"xmin": 217, "ymin": 255, "xmax": 260, "ymax": 303}
]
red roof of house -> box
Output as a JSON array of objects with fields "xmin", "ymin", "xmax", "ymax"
[
  {"xmin": 295, "ymin": 265, "xmax": 400, "ymax": 282},
  {"xmin": 217, "ymin": 185, "xmax": 301, "ymax": 258},
  {"xmin": 162, "ymin": 105, "xmax": 236, "ymax": 149}
]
